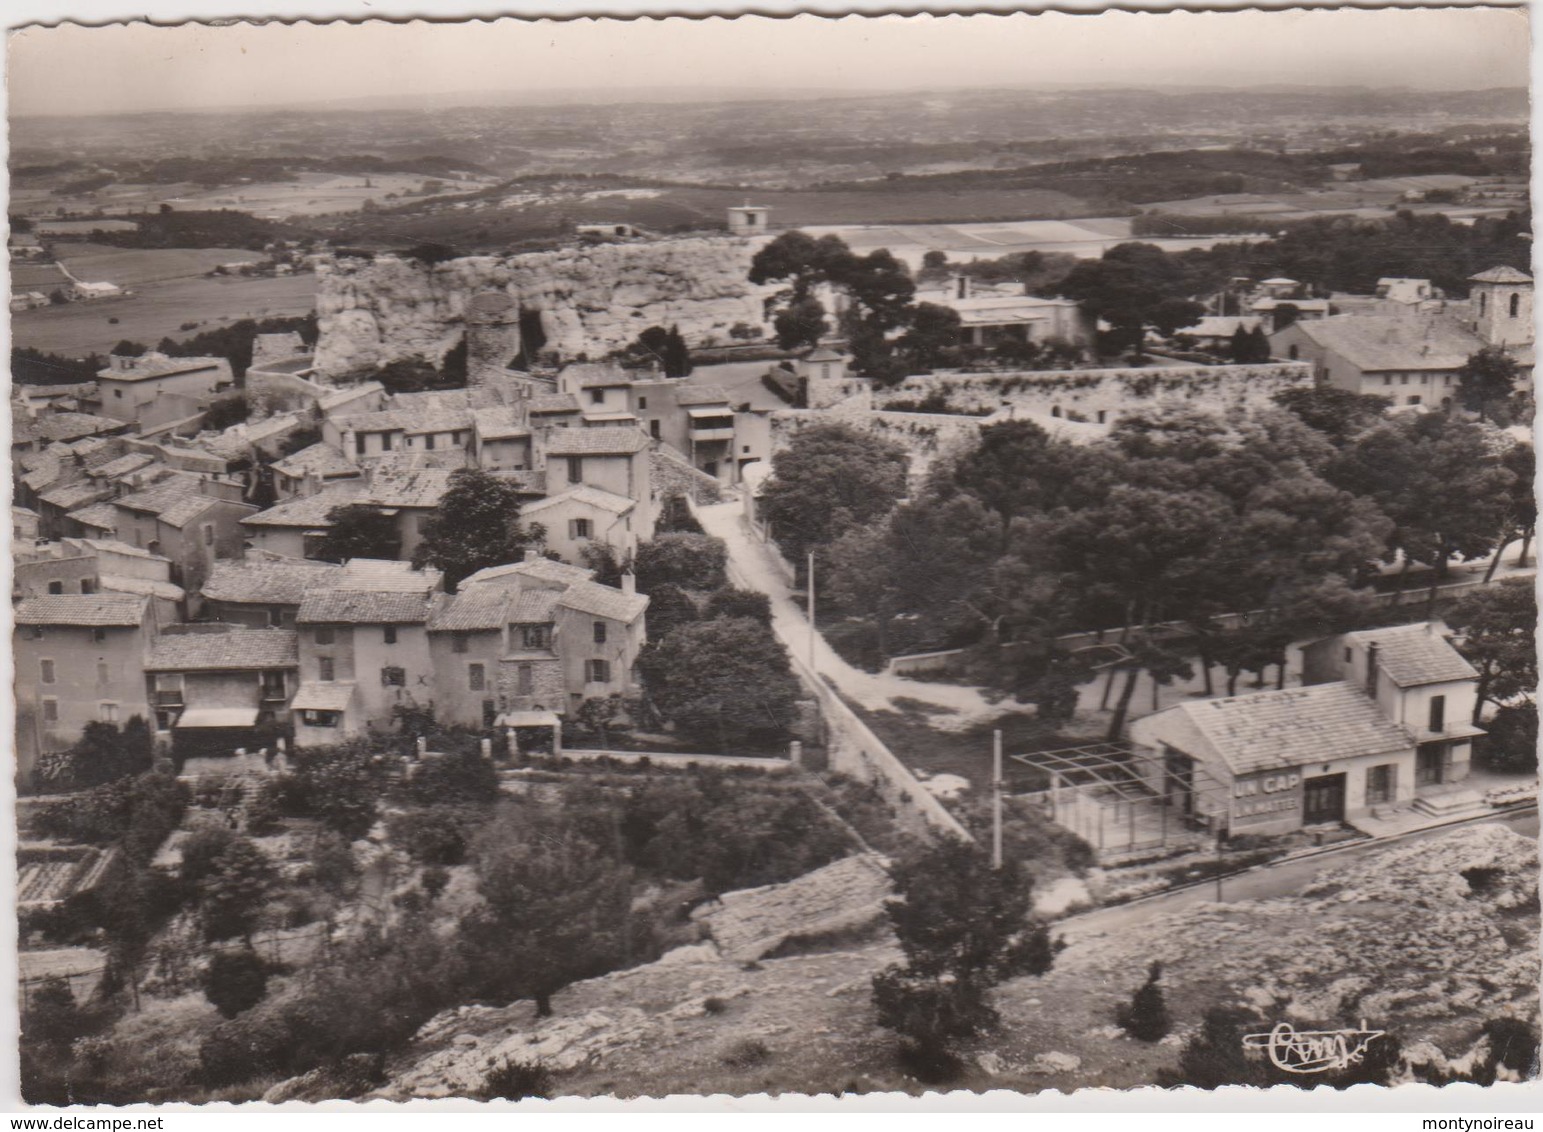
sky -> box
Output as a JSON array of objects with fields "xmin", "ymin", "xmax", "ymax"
[{"xmin": 5, "ymin": 3, "xmax": 1532, "ymax": 118}]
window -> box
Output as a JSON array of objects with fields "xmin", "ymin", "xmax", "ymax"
[
  {"xmin": 47, "ymin": 580, "xmax": 63, "ymax": 595},
  {"xmin": 114, "ymin": 389, "xmax": 124, "ymax": 399},
  {"xmin": 1287, "ymin": 345, "xmax": 1299, "ymax": 360},
  {"xmin": 452, "ymin": 633, "xmax": 469, "ymax": 654},
  {"xmin": 315, "ymin": 627, "xmax": 335, "ymax": 646},
  {"xmin": 638, "ymin": 397, "xmax": 648, "ymax": 410},
  {"xmin": 468, "ymin": 663, "xmax": 486, "ymax": 691},
  {"xmin": 302, "ymin": 709, "xmax": 340, "ymax": 728},
  {"xmin": 567, "ymin": 456, "xmax": 584, "ymax": 483},
  {"xmin": 268, "ymin": 608, "xmax": 285, "ymax": 628},
  {"xmin": 1407, "ymin": 395, "xmax": 1421, "ymax": 406},
  {"xmin": 80, "ymin": 579, "xmax": 94, "ymax": 594},
  {"xmin": 1366, "ymin": 763, "xmax": 1395, "ymax": 806},
  {"xmin": 356, "ymin": 433, "xmax": 367, "ymax": 456},
  {"xmin": 100, "ymin": 702, "xmax": 119, "ymax": 723},
  {"xmin": 569, "ymin": 518, "xmax": 593, "ymax": 540},
  {"xmin": 39, "ymin": 659, "xmax": 55, "ymax": 685},
  {"xmin": 1383, "ymin": 375, "xmax": 1392, "ymax": 386},
  {"xmin": 381, "ymin": 666, "xmax": 406, "ymax": 687},
  {"xmin": 318, "ymin": 656, "xmax": 335, "ymax": 682},
  {"xmin": 384, "ymin": 626, "xmax": 398, "ymax": 645},
  {"xmin": 1344, "ymin": 647, "xmax": 1353, "ymax": 663},
  {"xmin": 261, "ymin": 671, "xmax": 287, "ymax": 699},
  {"xmin": 521, "ymin": 624, "xmax": 550, "ymax": 649},
  {"xmin": 590, "ymin": 389, "xmax": 605, "ymax": 405},
  {"xmin": 454, "ymin": 431, "xmax": 466, "ymax": 446},
  {"xmin": 155, "ymin": 675, "xmax": 185, "ymax": 705},
  {"xmin": 425, "ymin": 434, "xmax": 436, "ymax": 451},
  {"xmin": 1509, "ymin": 292, "xmax": 1520, "ymax": 318},
  {"xmin": 593, "ymin": 621, "xmax": 608, "ymax": 645},
  {"xmin": 650, "ymin": 420, "xmax": 661, "ymax": 440},
  {"xmin": 587, "ymin": 658, "xmax": 612, "ymax": 684},
  {"xmin": 1429, "ymin": 695, "xmax": 1446, "ymax": 733},
  {"xmin": 1479, "ymin": 292, "xmax": 1488, "ymax": 317},
  {"xmin": 42, "ymin": 698, "xmax": 58, "ymax": 723},
  {"xmin": 381, "ymin": 433, "xmax": 394, "ymax": 452},
  {"xmin": 92, "ymin": 628, "xmax": 107, "ymax": 643},
  {"xmin": 97, "ymin": 661, "xmax": 110, "ymax": 685},
  {"xmin": 1400, "ymin": 374, "xmax": 1409, "ymax": 385},
  {"xmin": 1096, "ymin": 410, "xmax": 1108, "ymax": 425},
  {"xmin": 203, "ymin": 524, "xmax": 215, "ymax": 546},
  {"xmin": 517, "ymin": 664, "xmax": 534, "ymax": 695}
]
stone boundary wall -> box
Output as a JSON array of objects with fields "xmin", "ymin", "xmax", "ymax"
[
  {"xmin": 652, "ymin": 446, "xmax": 724, "ymax": 506},
  {"xmin": 877, "ymin": 362, "xmax": 1315, "ymax": 422}
]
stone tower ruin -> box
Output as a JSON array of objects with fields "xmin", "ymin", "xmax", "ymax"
[{"xmin": 464, "ymin": 289, "xmax": 522, "ymax": 385}]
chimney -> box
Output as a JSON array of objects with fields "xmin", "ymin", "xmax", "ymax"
[
  {"xmin": 1364, "ymin": 641, "xmax": 1380, "ymax": 697},
  {"xmin": 620, "ymin": 572, "xmax": 636, "ymax": 596},
  {"xmin": 523, "ymin": 547, "xmax": 537, "ymax": 563}
]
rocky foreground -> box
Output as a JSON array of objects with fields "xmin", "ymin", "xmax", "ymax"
[{"xmin": 265, "ymin": 822, "xmax": 1537, "ymax": 1100}]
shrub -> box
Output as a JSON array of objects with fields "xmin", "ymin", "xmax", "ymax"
[
  {"xmin": 479, "ymin": 1059, "xmax": 553, "ymax": 1101},
  {"xmin": 634, "ymin": 533, "xmax": 727, "ymax": 593},
  {"xmin": 1117, "ymin": 961, "xmax": 1172, "ymax": 1041},
  {"xmin": 702, "ymin": 995, "xmax": 729, "ymax": 1015},
  {"xmin": 721, "ymin": 1038, "xmax": 771, "ymax": 1069},
  {"xmin": 704, "ymin": 587, "xmax": 772, "ymax": 625},
  {"xmin": 1481, "ymin": 703, "xmax": 1537, "ymax": 772},
  {"xmin": 202, "ymin": 948, "xmax": 269, "ymax": 1018},
  {"xmin": 198, "ymin": 1012, "xmax": 294, "ymax": 1087},
  {"xmin": 389, "ymin": 809, "xmax": 470, "ymax": 865}
]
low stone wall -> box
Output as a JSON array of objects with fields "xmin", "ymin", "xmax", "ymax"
[{"xmin": 877, "ymin": 362, "xmax": 1314, "ymax": 422}]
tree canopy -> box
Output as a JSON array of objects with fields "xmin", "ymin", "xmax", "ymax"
[
  {"xmin": 758, "ymin": 424, "xmax": 910, "ymax": 567},
  {"xmin": 314, "ymin": 504, "xmax": 401, "ymax": 564},
  {"xmin": 412, "ymin": 469, "xmax": 542, "ymax": 590}
]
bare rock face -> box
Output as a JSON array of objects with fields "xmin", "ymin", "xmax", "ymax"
[{"xmin": 313, "ymin": 238, "xmax": 770, "ymax": 378}]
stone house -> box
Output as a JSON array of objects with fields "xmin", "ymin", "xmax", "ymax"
[
  {"xmin": 94, "ymin": 353, "xmax": 234, "ymax": 429},
  {"xmin": 538, "ymin": 426, "xmax": 655, "ymax": 539},
  {"xmin": 291, "ymin": 561, "xmax": 445, "ymax": 747},
  {"xmin": 1130, "ymin": 621, "xmax": 1484, "ymax": 835},
  {"xmin": 197, "ymin": 556, "xmax": 344, "ymax": 627},
  {"xmin": 111, "ymin": 482, "xmax": 257, "ymax": 593},
  {"xmin": 143, "ymin": 625, "xmax": 300, "ymax": 758},
  {"xmin": 520, "ymin": 485, "xmax": 639, "ymax": 566},
  {"xmin": 14, "ymin": 594, "xmax": 157, "ymax": 786}
]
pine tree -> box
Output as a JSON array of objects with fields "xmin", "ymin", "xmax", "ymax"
[
  {"xmin": 1118, "ymin": 960, "xmax": 1172, "ymax": 1041},
  {"xmin": 1228, "ymin": 325, "xmax": 1250, "ymax": 363}
]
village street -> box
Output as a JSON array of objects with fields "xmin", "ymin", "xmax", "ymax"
[{"xmin": 696, "ymin": 497, "xmax": 1033, "ymax": 729}]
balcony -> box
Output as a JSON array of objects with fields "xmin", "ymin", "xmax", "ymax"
[{"xmin": 154, "ymin": 690, "xmax": 185, "ymax": 707}]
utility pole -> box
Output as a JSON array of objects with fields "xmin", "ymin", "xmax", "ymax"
[
  {"xmin": 807, "ymin": 551, "xmax": 816, "ymax": 672},
  {"xmin": 992, "ymin": 729, "xmax": 1004, "ymax": 869}
]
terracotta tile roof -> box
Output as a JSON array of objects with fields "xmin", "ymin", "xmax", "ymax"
[
  {"xmin": 510, "ymin": 589, "xmax": 560, "ymax": 623},
  {"xmin": 557, "ymin": 579, "xmax": 648, "ymax": 624},
  {"xmin": 298, "ymin": 589, "xmax": 434, "ymax": 624},
  {"xmin": 1346, "ymin": 623, "xmax": 1478, "ymax": 687},
  {"xmin": 527, "ymin": 393, "xmax": 581, "ymax": 414},
  {"xmin": 36, "ymin": 413, "xmax": 121, "ymax": 443},
  {"xmin": 15, "ymin": 593, "xmax": 148, "ymax": 627},
  {"xmin": 271, "ymin": 443, "xmax": 359, "ymax": 480},
  {"xmin": 201, "ymin": 558, "xmax": 344, "ymax": 605},
  {"xmin": 93, "ymin": 453, "xmax": 157, "ymax": 480},
  {"xmin": 563, "ymin": 362, "xmax": 633, "ymax": 388},
  {"xmin": 543, "ymin": 427, "xmax": 651, "ymax": 456},
  {"xmin": 427, "ymin": 587, "xmax": 512, "ymax": 632},
  {"xmin": 1285, "ymin": 314, "xmax": 1485, "ymax": 372},
  {"xmin": 336, "ymin": 558, "xmax": 443, "ymax": 593},
  {"xmin": 359, "ymin": 467, "xmax": 457, "ymax": 509},
  {"xmin": 1179, "ymin": 682, "xmax": 1413, "ymax": 777},
  {"xmin": 674, "ymin": 385, "xmax": 733, "ymax": 407},
  {"xmin": 1469, "ymin": 265, "xmax": 1531, "ymax": 284},
  {"xmin": 241, "ymin": 487, "xmax": 360, "ymax": 528},
  {"xmin": 40, "ymin": 481, "xmax": 111, "ymax": 511},
  {"xmin": 145, "ymin": 628, "xmax": 299, "ymax": 671},
  {"xmin": 97, "ymin": 354, "xmax": 226, "ymax": 382},
  {"xmin": 114, "ymin": 482, "xmax": 220, "ymax": 528},
  {"xmin": 67, "ymin": 502, "xmax": 121, "ymax": 533},
  {"xmin": 69, "ymin": 436, "xmax": 127, "ymax": 468},
  {"xmin": 462, "ymin": 557, "xmax": 594, "ymax": 589},
  {"xmin": 99, "ymin": 575, "xmax": 185, "ymax": 602},
  {"xmin": 521, "ymin": 485, "xmax": 635, "ymax": 517},
  {"xmin": 472, "ymin": 407, "xmax": 529, "ymax": 440}
]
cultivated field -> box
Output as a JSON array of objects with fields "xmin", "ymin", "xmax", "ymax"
[
  {"xmin": 11, "ymin": 273, "xmax": 316, "ymax": 357},
  {"xmin": 55, "ymin": 244, "xmax": 264, "ymax": 287}
]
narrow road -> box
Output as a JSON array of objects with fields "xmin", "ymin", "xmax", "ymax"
[
  {"xmin": 696, "ymin": 498, "xmax": 1032, "ymax": 726},
  {"xmin": 1055, "ymin": 807, "xmax": 1539, "ymax": 945}
]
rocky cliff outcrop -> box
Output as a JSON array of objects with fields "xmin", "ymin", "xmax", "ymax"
[{"xmin": 313, "ymin": 238, "xmax": 770, "ymax": 378}]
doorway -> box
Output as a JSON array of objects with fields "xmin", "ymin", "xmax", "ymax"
[
  {"xmin": 1302, "ymin": 773, "xmax": 1346, "ymax": 824},
  {"xmin": 1416, "ymin": 744, "xmax": 1447, "ymax": 787}
]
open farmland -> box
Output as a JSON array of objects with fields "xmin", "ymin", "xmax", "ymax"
[
  {"xmin": 54, "ymin": 244, "xmax": 265, "ymax": 287},
  {"xmin": 325, "ymin": 182, "xmax": 1111, "ymax": 250},
  {"xmin": 11, "ymin": 272, "xmax": 316, "ymax": 357},
  {"xmin": 161, "ymin": 171, "xmax": 497, "ymax": 220}
]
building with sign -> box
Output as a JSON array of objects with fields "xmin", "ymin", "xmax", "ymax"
[{"xmin": 1129, "ymin": 621, "xmax": 1484, "ymax": 836}]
